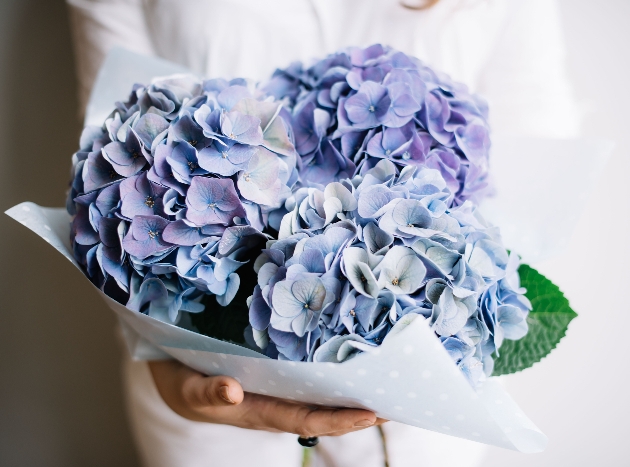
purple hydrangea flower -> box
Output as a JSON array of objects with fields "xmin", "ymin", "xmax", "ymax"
[
  {"xmin": 102, "ymin": 131, "xmax": 148, "ymax": 177},
  {"xmin": 185, "ymin": 176, "xmax": 246, "ymax": 225},
  {"xmin": 122, "ymin": 215, "xmax": 173, "ymax": 260},
  {"xmin": 167, "ymin": 141, "xmax": 209, "ymax": 184},
  {"xmin": 220, "ymin": 111, "xmax": 264, "ymax": 145},
  {"xmin": 83, "ymin": 151, "xmax": 122, "ymax": 193},
  {"xmin": 120, "ymin": 172, "xmax": 168, "ymax": 218},
  {"xmin": 344, "ymin": 82, "xmax": 391, "ymax": 129},
  {"xmin": 67, "ymin": 74, "xmax": 298, "ymax": 325},
  {"xmin": 198, "ymin": 140, "xmax": 256, "ymax": 177},
  {"xmin": 263, "ymin": 44, "xmax": 491, "ymax": 204}
]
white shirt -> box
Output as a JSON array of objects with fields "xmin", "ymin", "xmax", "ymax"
[
  {"xmin": 68, "ymin": 0, "xmax": 580, "ymax": 138},
  {"xmin": 66, "ymin": 1, "xmax": 580, "ymax": 466}
]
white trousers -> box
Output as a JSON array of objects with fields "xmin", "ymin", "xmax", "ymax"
[{"xmin": 122, "ymin": 356, "xmax": 488, "ymax": 467}]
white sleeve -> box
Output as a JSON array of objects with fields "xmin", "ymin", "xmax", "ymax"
[
  {"xmin": 476, "ymin": 0, "xmax": 581, "ymax": 138},
  {"xmin": 66, "ymin": 0, "xmax": 156, "ymax": 113}
]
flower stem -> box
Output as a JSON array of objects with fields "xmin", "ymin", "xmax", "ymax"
[
  {"xmin": 302, "ymin": 427, "xmax": 389, "ymax": 467},
  {"xmin": 377, "ymin": 425, "xmax": 390, "ymax": 467},
  {"xmin": 302, "ymin": 447, "xmax": 312, "ymax": 467}
]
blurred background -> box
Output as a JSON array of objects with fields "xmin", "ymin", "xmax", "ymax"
[{"xmin": 0, "ymin": 0, "xmax": 628, "ymax": 466}]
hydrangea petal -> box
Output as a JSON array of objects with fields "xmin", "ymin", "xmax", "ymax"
[
  {"xmin": 122, "ymin": 215, "xmax": 173, "ymax": 259},
  {"xmin": 237, "ymin": 148, "xmax": 282, "ymax": 206},
  {"xmin": 216, "ymin": 272, "xmax": 240, "ymax": 306},
  {"xmin": 185, "ymin": 177, "xmax": 245, "ymax": 226},
  {"xmin": 221, "ymin": 111, "xmax": 263, "ymax": 145}
]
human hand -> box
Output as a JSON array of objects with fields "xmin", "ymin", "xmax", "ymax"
[{"xmin": 149, "ymin": 359, "xmax": 386, "ymax": 437}]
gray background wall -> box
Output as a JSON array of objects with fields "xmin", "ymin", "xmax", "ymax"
[
  {"xmin": 0, "ymin": 1, "xmax": 139, "ymax": 466},
  {"xmin": 0, "ymin": 1, "xmax": 628, "ymax": 466}
]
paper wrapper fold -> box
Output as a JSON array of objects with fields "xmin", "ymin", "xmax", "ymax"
[{"xmin": 6, "ymin": 203, "xmax": 547, "ymax": 453}]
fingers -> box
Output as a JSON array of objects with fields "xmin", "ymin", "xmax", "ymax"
[
  {"xmin": 324, "ymin": 417, "xmax": 389, "ymax": 437},
  {"xmin": 149, "ymin": 359, "xmax": 382, "ymax": 436},
  {"xmin": 182, "ymin": 373, "xmax": 245, "ymax": 409},
  {"xmin": 302, "ymin": 406, "xmax": 376, "ymax": 435},
  {"xmin": 243, "ymin": 394, "xmax": 377, "ymax": 437},
  {"xmin": 148, "ymin": 360, "xmax": 245, "ymax": 422},
  {"xmin": 299, "ymin": 407, "xmax": 378, "ymax": 437}
]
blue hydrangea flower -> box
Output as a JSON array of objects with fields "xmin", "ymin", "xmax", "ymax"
[
  {"xmin": 101, "ymin": 131, "xmax": 148, "ymax": 178},
  {"xmin": 185, "ymin": 177, "xmax": 245, "ymax": 226},
  {"xmin": 271, "ymin": 276, "xmax": 330, "ymax": 337},
  {"xmin": 119, "ymin": 172, "xmax": 168, "ymax": 218},
  {"xmin": 68, "ymin": 74, "xmax": 298, "ymax": 325},
  {"xmin": 197, "ymin": 140, "xmax": 256, "ymax": 177},
  {"xmin": 249, "ymin": 160, "xmax": 529, "ymax": 385},
  {"xmin": 122, "ymin": 215, "xmax": 173, "ymax": 260},
  {"xmin": 344, "ymin": 82, "xmax": 391, "ymax": 129}
]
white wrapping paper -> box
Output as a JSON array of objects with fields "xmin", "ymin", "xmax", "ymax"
[
  {"xmin": 6, "ymin": 203, "xmax": 546, "ymax": 453},
  {"xmin": 481, "ymin": 136, "xmax": 613, "ymax": 264}
]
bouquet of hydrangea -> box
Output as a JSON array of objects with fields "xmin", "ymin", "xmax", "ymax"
[{"xmin": 6, "ymin": 45, "xmax": 578, "ymax": 453}]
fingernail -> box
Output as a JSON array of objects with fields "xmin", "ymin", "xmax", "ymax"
[
  {"xmin": 219, "ymin": 385, "xmax": 235, "ymax": 404},
  {"xmin": 354, "ymin": 419, "xmax": 374, "ymax": 427}
]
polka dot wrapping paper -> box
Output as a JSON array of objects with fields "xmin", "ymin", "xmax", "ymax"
[{"xmin": 6, "ymin": 202, "xmax": 547, "ymax": 453}]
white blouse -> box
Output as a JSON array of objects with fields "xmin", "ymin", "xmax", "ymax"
[
  {"xmin": 67, "ymin": 0, "xmax": 580, "ymax": 139},
  {"xmin": 65, "ymin": 1, "xmax": 580, "ymax": 466}
]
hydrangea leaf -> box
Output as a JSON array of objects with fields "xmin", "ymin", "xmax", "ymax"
[{"xmin": 492, "ymin": 264, "xmax": 577, "ymax": 376}]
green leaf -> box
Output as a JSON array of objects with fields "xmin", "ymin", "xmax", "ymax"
[{"xmin": 492, "ymin": 264, "xmax": 577, "ymax": 376}]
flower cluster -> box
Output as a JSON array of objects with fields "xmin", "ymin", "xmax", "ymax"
[
  {"xmin": 67, "ymin": 44, "xmax": 529, "ymax": 385},
  {"xmin": 248, "ymin": 159, "xmax": 529, "ymax": 385},
  {"xmin": 265, "ymin": 44, "xmax": 491, "ymax": 204},
  {"xmin": 67, "ymin": 75, "xmax": 298, "ymax": 323}
]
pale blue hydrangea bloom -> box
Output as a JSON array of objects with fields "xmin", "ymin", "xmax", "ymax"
[{"xmin": 249, "ymin": 160, "xmax": 529, "ymax": 386}]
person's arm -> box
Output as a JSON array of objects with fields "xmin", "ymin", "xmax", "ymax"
[
  {"xmin": 476, "ymin": 0, "xmax": 581, "ymax": 138},
  {"xmin": 67, "ymin": 0, "xmax": 155, "ymax": 113},
  {"xmin": 149, "ymin": 359, "xmax": 384, "ymax": 437}
]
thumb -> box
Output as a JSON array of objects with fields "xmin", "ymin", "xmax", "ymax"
[{"xmin": 183, "ymin": 373, "xmax": 245, "ymax": 408}]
